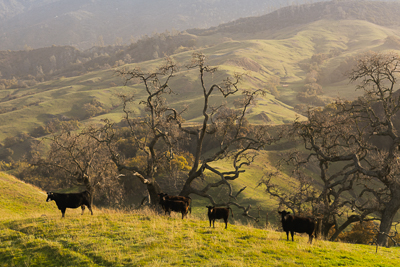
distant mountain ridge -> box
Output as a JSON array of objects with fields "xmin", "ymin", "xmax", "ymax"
[
  {"xmin": 0, "ymin": 0, "xmax": 332, "ymax": 50},
  {"xmin": 2, "ymin": 0, "xmax": 400, "ymax": 81},
  {"xmin": 189, "ymin": 0, "xmax": 400, "ymax": 36}
]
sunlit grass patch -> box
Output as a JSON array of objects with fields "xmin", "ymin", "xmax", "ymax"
[{"xmin": 1, "ymin": 207, "xmax": 400, "ymax": 266}]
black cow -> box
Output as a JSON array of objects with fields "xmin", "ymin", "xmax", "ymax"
[
  {"xmin": 159, "ymin": 196, "xmax": 189, "ymax": 219},
  {"xmin": 278, "ymin": 210, "xmax": 316, "ymax": 244},
  {"xmin": 206, "ymin": 206, "xmax": 234, "ymax": 229},
  {"xmin": 46, "ymin": 191, "xmax": 93, "ymax": 218},
  {"xmin": 158, "ymin": 193, "xmax": 192, "ymax": 214}
]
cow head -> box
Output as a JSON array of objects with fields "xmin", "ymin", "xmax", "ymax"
[
  {"xmin": 278, "ymin": 210, "xmax": 290, "ymax": 220},
  {"xmin": 206, "ymin": 206, "xmax": 215, "ymax": 214},
  {"xmin": 158, "ymin": 193, "xmax": 168, "ymax": 204},
  {"xmin": 46, "ymin": 192, "xmax": 54, "ymax": 202}
]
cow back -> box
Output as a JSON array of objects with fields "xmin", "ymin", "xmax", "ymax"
[
  {"xmin": 51, "ymin": 191, "xmax": 91, "ymax": 209},
  {"xmin": 212, "ymin": 208, "xmax": 230, "ymax": 219},
  {"xmin": 292, "ymin": 216, "xmax": 315, "ymax": 234},
  {"xmin": 164, "ymin": 199, "xmax": 188, "ymax": 212}
]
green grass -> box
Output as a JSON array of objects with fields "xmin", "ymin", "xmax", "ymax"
[
  {"xmin": 1, "ymin": 209, "xmax": 399, "ymax": 266},
  {"xmin": 0, "ymin": 172, "xmax": 55, "ymax": 220},
  {"xmin": 1, "ymin": 172, "xmax": 399, "ymax": 266}
]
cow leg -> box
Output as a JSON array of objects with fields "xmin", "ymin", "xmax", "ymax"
[
  {"xmin": 209, "ymin": 219, "xmax": 212, "ymax": 227},
  {"xmin": 286, "ymin": 231, "xmax": 289, "ymax": 241},
  {"xmin": 291, "ymin": 231, "xmax": 294, "ymax": 241},
  {"xmin": 224, "ymin": 218, "xmax": 228, "ymax": 229},
  {"xmin": 88, "ymin": 206, "xmax": 93, "ymax": 215},
  {"xmin": 212, "ymin": 219, "xmax": 215, "ymax": 228},
  {"xmin": 61, "ymin": 208, "xmax": 66, "ymax": 218},
  {"xmin": 81, "ymin": 205, "xmax": 85, "ymax": 215},
  {"xmin": 309, "ymin": 234, "xmax": 313, "ymax": 244}
]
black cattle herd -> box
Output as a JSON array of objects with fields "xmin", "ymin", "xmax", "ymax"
[{"xmin": 46, "ymin": 190, "xmax": 317, "ymax": 243}]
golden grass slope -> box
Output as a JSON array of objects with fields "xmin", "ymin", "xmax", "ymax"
[
  {"xmin": 0, "ymin": 172, "xmax": 55, "ymax": 220},
  {"xmin": 1, "ymin": 208, "xmax": 399, "ymax": 266},
  {"xmin": 0, "ymin": 172, "xmax": 399, "ymax": 266}
]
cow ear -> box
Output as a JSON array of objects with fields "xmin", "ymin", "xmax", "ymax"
[{"xmin": 287, "ymin": 212, "xmax": 291, "ymax": 214}]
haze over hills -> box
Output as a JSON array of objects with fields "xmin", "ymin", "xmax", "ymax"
[
  {"xmin": 2, "ymin": 0, "xmax": 400, "ymax": 156},
  {"xmin": 0, "ymin": 0, "xmax": 331, "ymax": 50}
]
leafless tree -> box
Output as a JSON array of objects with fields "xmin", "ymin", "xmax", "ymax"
[
  {"xmin": 32, "ymin": 125, "xmax": 123, "ymax": 206},
  {"xmin": 344, "ymin": 51, "xmax": 400, "ymax": 246},
  {"xmin": 259, "ymin": 106, "xmax": 379, "ymax": 240},
  {"xmin": 261, "ymin": 51, "xmax": 400, "ymax": 246},
  {"xmin": 90, "ymin": 53, "xmax": 279, "ymax": 219}
]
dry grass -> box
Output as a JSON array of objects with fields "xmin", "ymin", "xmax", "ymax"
[{"xmin": 1, "ymin": 207, "xmax": 399, "ymax": 266}]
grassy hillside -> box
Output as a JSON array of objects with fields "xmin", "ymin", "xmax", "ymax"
[
  {"xmin": 0, "ymin": 172, "xmax": 56, "ymax": 220},
  {"xmin": 3, "ymin": 18, "xmax": 400, "ymax": 146},
  {"xmin": 1, "ymin": 173, "xmax": 399, "ymax": 266},
  {"xmin": 1, "ymin": 202, "xmax": 399, "ymax": 266}
]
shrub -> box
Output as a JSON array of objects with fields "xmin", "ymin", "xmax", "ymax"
[{"xmin": 339, "ymin": 221, "xmax": 376, "ymax": 244}]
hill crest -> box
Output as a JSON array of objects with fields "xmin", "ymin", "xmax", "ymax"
[{"xmin": 188, "ymin": 0, "xmax": 400, "ymax": 37}]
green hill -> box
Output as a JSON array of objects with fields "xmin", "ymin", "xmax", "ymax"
[
  {"xmin": 2, "ymin": 18, "xmax": 400, "ymax": 145},
  {"xmin": 2, "ymin": 212, "xmax": 400, "ymax": 266},
  {"xmin": 0, "ymin": 172, "xmax": 56, "ymax": 220},
  {"xmin": 0, "ymin": 174, "xmax": 399, "ymax": 266}
]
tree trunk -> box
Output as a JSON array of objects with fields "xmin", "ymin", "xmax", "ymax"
[
  {"xmin": 329, "ymin": 215, "xmax": 361, "ymax": 241},
  {"xmin": 146, "ymin": 179, "xmax": 162, "ymax": 207},
  {"xmin": 377, "ymin": 193, "xmax": 400, "ymax": 247},
  {"xmin": 321, "ymin": 220, "xmax": 335, "ymax": 240},
  {"xmin": 179, "ymin": 183, "xmax": 192, "ymax": 197},
  {"xmin": 82, "ymin": 174, "xmax": 94, "ymax": 204}
]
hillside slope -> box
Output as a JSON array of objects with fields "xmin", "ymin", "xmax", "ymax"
[
  {"xmin": 0, "ymin": 208, "xmax": 399, "ymax": 266},
  {"xmin": 0, "ymin": 172, "xmax": 55, "ymax": 220},
  {"xmin": 2, "ymin": 18, "xmax": 400, "ymax": 144},
  {"xmin": 189, "ymin": 0, "xmax": 400, "ymax": 37}
]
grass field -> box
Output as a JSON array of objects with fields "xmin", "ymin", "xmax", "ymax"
[
  {"xmin": 2, "ymin": 210, "xmax": 400, "ymax": 267},
  {"xmin": 1, "ymin": 172, "xmax": 399, "ymax": 267}
]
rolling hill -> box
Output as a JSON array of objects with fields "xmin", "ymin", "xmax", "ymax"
[
  {"xmin": 0, "ymin": 172, "xmax": 55, "ymax": 220},
  {"xmin": 3, "ymin": 12, "xmax": 400, "ymax": 145}
]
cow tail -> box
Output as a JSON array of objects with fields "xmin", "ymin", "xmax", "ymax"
[{"xmin": 230, "ymin": 207, "xmax": 234, "ymax": 217}]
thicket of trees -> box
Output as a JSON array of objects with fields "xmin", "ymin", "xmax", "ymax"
[{"xmin": 0, "ymin": 31, "xmax": 199, "ymax": 84}]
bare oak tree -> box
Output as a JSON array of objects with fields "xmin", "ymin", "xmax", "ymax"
[
  {"xmin": 259, "ymin": 107, "xmax": 377, "ymax": 240},
  {"xmin": 261, "ymin": 51, "xmax": 400, "ymax": 246},
  {"xmin": 344, "ymin": 51, "xmax": 400, "ymax": 246},
  {"xmin": 32, "ymin": 126, "xmax": 123, "ymax": 206},
  {"xmin": 91, "ymin": 53, "xmax": 277, "ymax": 219}
]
